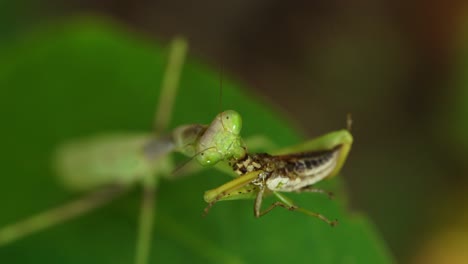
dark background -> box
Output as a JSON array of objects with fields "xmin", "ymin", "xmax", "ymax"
[{"xmin": 2, "ymin": 1, "xmax": 468, "ymax": 263}]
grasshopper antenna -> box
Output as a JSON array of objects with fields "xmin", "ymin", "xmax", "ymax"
[
  {"xmin": 219, "ymin": 64, "xmax": 224, "ymax": 113},
  {"xmin": 218, "ymin": 63, "xmax": 229, "ymax": 131},
  {"xmin": 346, "ymin": 113, "xmax": 353, "ymax": 132}
]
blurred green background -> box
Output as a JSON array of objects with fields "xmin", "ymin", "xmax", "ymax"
[{"xmin": 1, "ymin": 1, "xmax": 468, "ymax": 263}]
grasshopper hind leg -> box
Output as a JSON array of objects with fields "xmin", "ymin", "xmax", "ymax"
[
  {"xmin": 254, "ymin": 186, "xmax": 297, "ymax": 218},
  {"xmin": 255, "ymin": 189, "xmax": 338, "ymax": 227},
  {"xmin": 296, "ymin": 186, "xmax": 334, "ymax": 200}
]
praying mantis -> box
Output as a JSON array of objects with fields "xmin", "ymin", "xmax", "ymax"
[
  {"xmin": 0, "ymin": 35, "xmax": 353, "ymax": 264},
  {"xmin": 0, "ymin": 37, "xmax": 247, "ymax": 264}
]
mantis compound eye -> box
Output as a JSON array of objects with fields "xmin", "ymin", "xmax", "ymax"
[
  {"xmin": 196, "ymin": 149, "xmax": 222, "ymax": 166},
  {"xmin": 220, "ymin": 110, "xmax": 242, "ymax": 135}
]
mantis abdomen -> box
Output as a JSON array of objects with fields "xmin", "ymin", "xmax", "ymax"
[{"xmin": 54, "ymin": 133, "xmax": 159, "ymax": 191}]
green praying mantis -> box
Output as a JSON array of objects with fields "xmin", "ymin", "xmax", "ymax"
[{"xmin": 0, "ymin": 36, "xmax": 353, "ymax": 264}]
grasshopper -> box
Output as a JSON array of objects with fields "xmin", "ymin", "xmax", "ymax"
[{"xmin": 204, "ymin": 126, "xmax": 353, "ymax": 226}]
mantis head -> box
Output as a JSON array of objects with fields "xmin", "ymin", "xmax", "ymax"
[{"xmin": 196, "ymin": 110, "xmax": 246, "ymax": 166}]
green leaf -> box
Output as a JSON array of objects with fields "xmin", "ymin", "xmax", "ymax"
[{"xmin": 0, "ymin": 17, "xmax": 392, "ymax": 263}]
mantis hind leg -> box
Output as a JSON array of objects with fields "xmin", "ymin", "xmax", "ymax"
[
  {"xmin": 134, "ymin": 37, "xmax": 188, "ymax": 264},
  {"xmin": 135, "ymin": 175, "xmax": 157, "ymax": 264},
  {"xmin": 153, "ymin": 37, "xmax": 188, "ymax": 133},
  {"xmin": 0, "ymin": 185, "xmax": 128, "ymax": 246}
]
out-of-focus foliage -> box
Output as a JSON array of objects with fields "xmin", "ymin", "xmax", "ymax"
[
  {"xmin": 411, "ymin": 196, "xmax": 468, "ymax": 264},
  {"xmin": 0, "ymin": 18, "xmax": 392, "ymax": 263},
  {"xmin": 451, "ymin": 12, "xmax": 468, "ymax": 151},
  {"xmin": 411, "ymin": 10, "xmax": 468, "ymax": 264}
]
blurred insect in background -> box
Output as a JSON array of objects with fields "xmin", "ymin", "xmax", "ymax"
[{"xmin": 0, "ymin": 37, "xmax": 250, "ymax": 264}]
